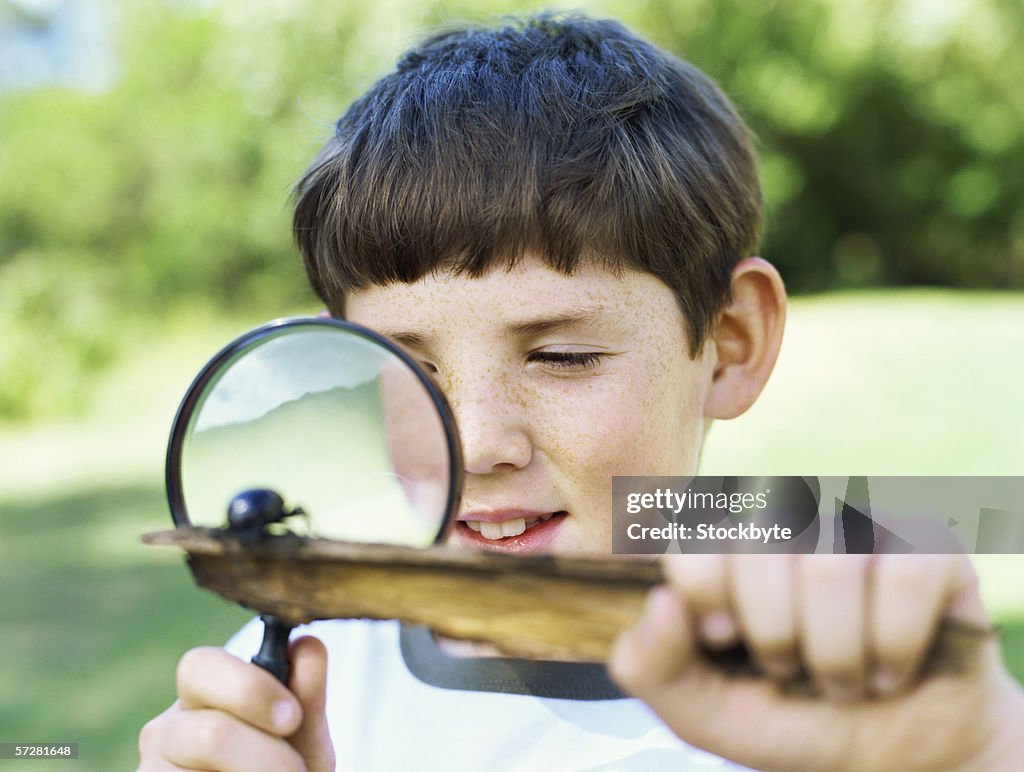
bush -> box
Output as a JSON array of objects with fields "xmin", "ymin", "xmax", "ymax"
[{"xmin": 2, "ymin": 0, "xmax": 1021, "ymax": 420}]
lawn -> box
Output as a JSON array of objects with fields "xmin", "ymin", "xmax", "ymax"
[{"xmin": 0, "ymin": 291, "xmax": 1022, "ymax": 770}]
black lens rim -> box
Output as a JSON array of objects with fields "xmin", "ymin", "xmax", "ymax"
[{"xmin": 164, "ymin": 317, "xmax": 463, "ymax": 545}]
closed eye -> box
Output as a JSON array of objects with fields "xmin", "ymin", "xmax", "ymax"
[{"xmin": 528, "ymin": 351, "xmax": 606, "ymax": 369}]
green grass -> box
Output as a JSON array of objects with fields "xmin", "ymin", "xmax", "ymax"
[
  {"xmin": 700, "ymin": 289, "xmax": 1024, "ymax": 476},
  {"xmin": 0, "ymin": 309, "xmax": 270, "ymax": 771},
  {"xmin": 1, "ymin": 291, "xmax": 1023, "ymax": 769},
  {"xmin": 0, "ymin": 486, "xmax": 252, "ymax": 771}
]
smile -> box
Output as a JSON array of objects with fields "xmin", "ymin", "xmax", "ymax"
[
  {"xmin": 455, "ymin": 510, "xmax": 568, "ymax": 552},
  {"xmin": 463, "ymin": 513, "xmax": 557, "ymax": 540}
]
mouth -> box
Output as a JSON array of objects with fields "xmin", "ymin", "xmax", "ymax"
[{"xmin": 454, "ymin": 510, "xmax": 568, "ymax": 553}]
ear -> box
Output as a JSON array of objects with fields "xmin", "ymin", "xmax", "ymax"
[{"xmin": 704, "ymin": 257, "xmax": 787, "ymax": 419}]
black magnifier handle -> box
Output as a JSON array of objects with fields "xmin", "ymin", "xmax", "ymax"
[
  {"xmin": 224, "ymin": 491, "xmax": 297, "ymax": 683},
  {"xmin": 251, "ymin": 614, "xmax": 294, "ymax": 684}
]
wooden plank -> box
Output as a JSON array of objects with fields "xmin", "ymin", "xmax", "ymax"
[{"xmin": 143, "ymin": 528, "xmax": 992, "ymax": 694}]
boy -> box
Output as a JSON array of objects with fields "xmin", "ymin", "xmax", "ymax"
[{"xmin": 138, "ymin": 13, "xmax": 1024, "ymax": 770}]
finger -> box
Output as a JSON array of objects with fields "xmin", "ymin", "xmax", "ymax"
[
  {"xmin": 609, "ymin": 583, "xmax": 798, "ymax": 767},
  {"xmin": 609, "ymin": 584, "xmax": 699, "ymax": 692},
  {"xmin": 137, "ymin": 721, "xmax": 195, "ymax": 772},
  {"xmin": 662, "ymin": 553, "xmax": 738, "ymax": 648},
  {"xmin": 176, "ymin": 647, "xmax": 302, "ymax": 736},
  {"xmin": 797, "ymin": 554, "xmax": 871, "ymax": 700},
  {"xmin": 287, "ymin": 636, "xmax": 336, "ymax": 772},
  {"xmin": 868, "ymin": 554, "xmax": 988, "ymax": 697},
  {"xmin": 728, "ymin": 554, "xmax": 800, "ymax": 679},
  {"xmin": 943, "ymin": 554, "xmax": 990, "ymax": 628},
  {"xmin": 142, "ymin": 704, "xmax": 306, "ymax": 772}
]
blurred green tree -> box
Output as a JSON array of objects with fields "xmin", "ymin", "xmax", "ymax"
[
  {"xmin": 630, "ymin": 0, "xmax": 1024, "ymax": 291},
  {"xmin": 1, "ymin": 0, "xmax": 1021, "ymax": 420}
]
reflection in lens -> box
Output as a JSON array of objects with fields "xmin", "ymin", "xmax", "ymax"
[
  {"xmin": 379, "ymin": 359, "xmax": 451, "ymax": 529},
  {"xmin": 175, "ymin": 322, "xmax": 453, "ymax": 547}
]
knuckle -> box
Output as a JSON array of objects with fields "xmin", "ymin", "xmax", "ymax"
[
  {"xmin": 176, "ymin": 646, "xmax": 213, "ymax": 691},
  {"xmin": 138, "ymin": 702, "xmax": 180, "ymax": 759},
  {"xmin": 881, "ymin": 557, "xmax": 935, "ymax": 596},
  {"xmin": 669, "ymin": 555, "xmax": 725, "ymax": 605},
  {"xmin": 192, "ymin": 711, "xmax": 233, "ymax": 754},
  {"xmin": 137, "ymin": 715, "xmax": 162, "ymax": 757},
  {"xmin": 801, "ymin": 554, "xmax": 870, "ymax": 586}
]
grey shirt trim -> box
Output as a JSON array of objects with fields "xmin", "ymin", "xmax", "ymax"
[{"xmin": 398, "ymin": 624, "xmax": 627, "ymax": 701}]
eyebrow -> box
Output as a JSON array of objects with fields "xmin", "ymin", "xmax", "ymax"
[
  {"xmin": 387, "ymin": 330, "xmax": 432, "ymax": 348},
  {"xmin": 381, "ymin": 309, "xmax": 609, "ymax": 349},
  {"xmin": 505, "ymin": 310, "xmax": 606, "ymax": 337}
]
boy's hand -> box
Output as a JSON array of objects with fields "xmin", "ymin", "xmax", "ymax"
[
  {"xmin": 610, "ymin": 554, "xmax": 1024, "ymax": 772},
  {"xmin": 138, "ymin": 636, "xmax": 334, "ymax": 771}
]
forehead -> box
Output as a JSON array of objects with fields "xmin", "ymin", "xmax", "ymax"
[{"xmin": 345, "ymin": 255, "xmax": 688, "ymax": 339}]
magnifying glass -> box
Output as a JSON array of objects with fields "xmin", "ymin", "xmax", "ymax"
[
  {"xmin": 164, "ymin": 317, "xmax": 462, "ymax": 681},
  {"xmin": 152, "ymin": 317, "xmax": 987, "ymax": 694}
]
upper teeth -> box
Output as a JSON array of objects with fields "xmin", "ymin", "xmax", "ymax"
[{"xmin": 465, "ymin": 514, "xmax": 555, "ymax": 540}]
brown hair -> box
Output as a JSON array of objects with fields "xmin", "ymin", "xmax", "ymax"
[{"xmin": 293, "ymin": 12, "xmax": 761, "ymax": 352}]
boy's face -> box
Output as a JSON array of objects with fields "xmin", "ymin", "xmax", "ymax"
[{"xmin": 346, "ymin": 255, "xmax": 717, "ymax": 556}]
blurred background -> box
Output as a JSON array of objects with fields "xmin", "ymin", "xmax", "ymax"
[{"xmin": 0, "ymin": 0, "xmax": 1021, "ymax": 767}]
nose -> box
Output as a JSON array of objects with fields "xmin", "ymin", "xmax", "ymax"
[{"xmin": 445, "ymin": 375, "xmax": 533, "ymax": 475}]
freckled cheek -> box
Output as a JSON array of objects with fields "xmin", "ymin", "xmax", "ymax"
[{"xmin": 540, "ymin": 379, "xmax": 691, "ymax": 480}]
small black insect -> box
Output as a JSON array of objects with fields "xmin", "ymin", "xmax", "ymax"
[{"xmin": 226, "ymin": 488, "xmax": 306, "ymax": 544}]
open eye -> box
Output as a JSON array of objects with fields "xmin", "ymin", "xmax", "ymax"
[{"xmin": 528, "ymin": 351, "xmax": 605, "ymax": 369}]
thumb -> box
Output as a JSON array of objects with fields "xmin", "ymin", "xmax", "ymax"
[
  {"xmin": 609, "ymin": 584, "xmax": 704, "ymax": 696},
  {"xmin": 608, "ymin": 584, "xmax": 778, "ymax": 756},
  {"xmin": 287, "ymin": 635, "xmax": 335, "ymax": 772}
]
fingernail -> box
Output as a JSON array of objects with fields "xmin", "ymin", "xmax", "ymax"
[
  {"xmin": 273, "ymin": 699, "xmax": 297, "ymax": 730},
  {"xmin": 699, "ymin": 612, "xmax": 737, "ymax": 646}
]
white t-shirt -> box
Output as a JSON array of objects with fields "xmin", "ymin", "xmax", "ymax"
[{"xmin": 227, "ymin": 618, "xmax": 754, "ymax": 771}]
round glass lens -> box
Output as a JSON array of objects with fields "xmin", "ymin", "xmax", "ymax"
[{"xmin": 168, "ymin": 319, "xmax": 459, "ymax": 547}]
